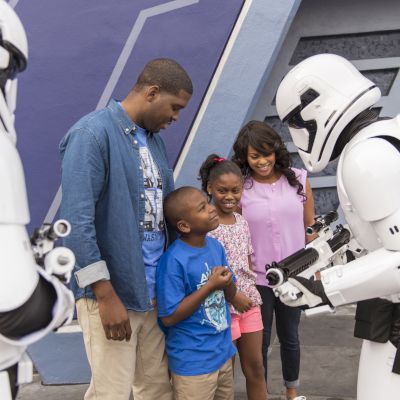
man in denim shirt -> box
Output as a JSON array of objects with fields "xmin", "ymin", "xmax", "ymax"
[{"xmin": 60, "ymin": 59, "xmax": 192, "ymax": 400}]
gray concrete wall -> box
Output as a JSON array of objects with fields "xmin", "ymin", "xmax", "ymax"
[{"xmin": 175, "ymin": 0, "xmax": 301, "ymax": 187}]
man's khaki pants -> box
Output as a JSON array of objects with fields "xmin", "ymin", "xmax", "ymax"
[
  {"xmin": 77, "ymin": 298, "xmax": 173, "ymax": 400},
  {"xmin": 171, "ymin": 359, "xmax": 234, "ymax": 400}
]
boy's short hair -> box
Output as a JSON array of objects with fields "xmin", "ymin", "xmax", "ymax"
[
  {"xmin": 135, "ymin": 58, "xmax": 193, "ymax": 95},
  {"xmin": 164, "ymin": 186, "xmax": 200, "ymax": 231}
]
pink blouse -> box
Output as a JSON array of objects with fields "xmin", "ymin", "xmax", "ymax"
[
  {"xmin": 240, "ymin": 168, "xmax": 307, "ymax": 286},
  {"xmin": 208, "ymin": 212, "xmax": 262, "ymax": 313}
]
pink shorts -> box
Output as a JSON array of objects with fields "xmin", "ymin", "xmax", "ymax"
[{"xmin": 231, "ymin": 306, "xmax": 263, "ymax": 341}]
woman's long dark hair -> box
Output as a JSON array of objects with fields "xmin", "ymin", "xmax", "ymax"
[
  {"xmin": 198, "ymin": 154, "xmax": 243, "ymax": 200},
  {"xmin": 232, "ymin": 120, "xmax": 305, "ymax": 197}
]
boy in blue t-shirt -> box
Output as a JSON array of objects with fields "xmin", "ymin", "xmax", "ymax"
[{"xmin": 156, "ymin": 186, "xmax": 237, "ymax": 400}]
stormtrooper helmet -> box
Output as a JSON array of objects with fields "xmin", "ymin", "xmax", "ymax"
[{"xmin": 276, "ymin": 53, "xmax": 381, "ymax": 172}]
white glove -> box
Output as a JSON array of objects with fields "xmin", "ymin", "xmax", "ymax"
[{"xmin": 279, "ymin": 276, "xmax": 330, "ymax": 309}]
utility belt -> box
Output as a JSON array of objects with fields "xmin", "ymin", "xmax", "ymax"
[{"xmin": 354, "ymin": 298, "xmax": 400, "ymax": 374}]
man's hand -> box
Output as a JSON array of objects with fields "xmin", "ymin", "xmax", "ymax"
[
  {"xmin": 92, "ymin": 281, "xmax": 132, "ymax": 341},
  {"xmin": 231, "ymin": 291, "xmax": 253, "ymax": 313},
  {"xmin": 206, "ymin": 266, "xmax": 232, "ymax": 291},
  {"xmin": 279, "ymin": 276, "xmax": 331, "ymax": 309}
]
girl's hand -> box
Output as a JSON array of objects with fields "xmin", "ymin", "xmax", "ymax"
[{"xmin": 231, "ymin": 291, "xmax": 253, "ymax": 313}]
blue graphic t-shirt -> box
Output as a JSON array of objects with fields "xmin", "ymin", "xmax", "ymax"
[
  {"xmin": 135, "ymin": 126, "xmax": 165, "ymax": 300},
  {"xmin": 156, "ymin": 237, "xmax": 236, "ymax": 376}
]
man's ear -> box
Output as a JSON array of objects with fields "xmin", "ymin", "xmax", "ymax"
[
  {"xmin": 177, "ymin": 219, "xmax": 190, "ymax": 234},
  {"xmin": 145, "ymin": 85, "xmax": 160, "ymax": 102}
]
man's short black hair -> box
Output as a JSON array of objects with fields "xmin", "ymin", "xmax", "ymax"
[{"xmin": 135, "ymin": 58, "xmax": 193, "ymax": 95}]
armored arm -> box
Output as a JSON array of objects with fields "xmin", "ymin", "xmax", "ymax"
[
  {"xmin": 321, "ymin": 137, "xmax": 400, "ymax": 306},
  {"xmin": 280, "ymin": 136, "xmax": 400, "ymax": 310},
  {"xmin": 266, "ymin": 211, "xmax": 364, "ymax": 301}
]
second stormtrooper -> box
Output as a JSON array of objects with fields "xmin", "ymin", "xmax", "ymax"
[{"xmin": 0, "ymin": 2, "xmax": 75, "ymax": 399}]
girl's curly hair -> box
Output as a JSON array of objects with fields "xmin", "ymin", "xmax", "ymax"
[{"xmin": 231, "ymin": 120, "xmax": 305, "ymax": 197}]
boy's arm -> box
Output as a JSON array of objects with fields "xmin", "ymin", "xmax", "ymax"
[{"xmin": 161, "ymin": 266, "xmax": 232, "ymax": 327}]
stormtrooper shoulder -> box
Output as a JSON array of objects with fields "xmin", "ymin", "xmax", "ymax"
[
  {"xmin": 342, "ymin": 134, "xmax": 400, "ymax": 222},
  {"xmin": 341, "ymin": 128, "xmax": 400, "ymax": 250}
]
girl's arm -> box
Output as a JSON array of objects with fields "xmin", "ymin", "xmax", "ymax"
[
  {"xmin": 303, "ymin": 178, "xmax": 317, "ymax": 243},
  {"xmin": 224, "ymin": 280, "xmax": 237, "ymax": 302},
  {"xmin": 231, "ymin": 254, "xmax": 253, "ymax": 313},
  {"xmin": 231, "ymin": 291, "xmax": 253, "ymax": 313}
]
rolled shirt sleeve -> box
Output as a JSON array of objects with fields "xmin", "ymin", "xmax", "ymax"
[
  {"xmin": 60, "ymin": 128, "xmax": 110, "ymax": 288},
  {"xmin": 74, "ymin": 260, "xmax": 110, "ymax": 288}
]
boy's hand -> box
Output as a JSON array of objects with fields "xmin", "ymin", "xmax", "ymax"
[
  {"xmin": 206, "ymin": 266, "xmax": 232, "ymax": 291},
  {"xmin": 231, "ymin": 291, "xmax": 253, "ymax": 313}
]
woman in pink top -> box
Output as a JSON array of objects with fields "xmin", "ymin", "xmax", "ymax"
[
  {"xmin": 199, "ymin": 154, "xmax": 267, "ymax": 400},
  {"xmin": 232, "ymin": 120, "xmax": 315, "ymax": 400}
]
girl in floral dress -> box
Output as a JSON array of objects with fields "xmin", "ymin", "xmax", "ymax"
[{"xmin": 199, "ymin": 154, "xmax": 267, "ymax": 400}]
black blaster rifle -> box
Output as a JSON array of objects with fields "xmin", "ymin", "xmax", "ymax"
[{"xmin": 265, "ymin": 211, "xmax": 365, "ymax": 301}]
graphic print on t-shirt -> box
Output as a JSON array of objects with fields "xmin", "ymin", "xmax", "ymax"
[
  {"xmin": 197, "ymin": 262, "xmax": 228, "ymax": 332},
  {"xmin": 139, "ymin": 146, "xmax": 164, "ymax": 232},
  {"xmin": 144, "ymin": 192, "xmax": 164, "ymax": 231}
]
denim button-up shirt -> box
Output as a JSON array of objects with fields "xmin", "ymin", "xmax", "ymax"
[{"xmin": 60, "ymin": 99, "xmax": 174, "ymax": 312}]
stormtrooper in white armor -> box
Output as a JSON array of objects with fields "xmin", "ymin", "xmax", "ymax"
[
  {"xmin": 0, "ymin": 2, "xmax": 75, "ymax": 399},
  {"xmin": 275, "ymin": 53, "xmax": 400, "ymax": 400}
]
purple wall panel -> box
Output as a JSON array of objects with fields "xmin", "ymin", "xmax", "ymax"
[{"xmin": 12, "ymin": 0, "xmax": 243, "ymax": 230}]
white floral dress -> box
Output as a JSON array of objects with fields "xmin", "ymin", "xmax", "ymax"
[{"xmin": 208, "ymin": 212, "xmax": 262, "ymax": 314}]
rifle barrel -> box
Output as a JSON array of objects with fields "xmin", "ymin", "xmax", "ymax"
[{"xmin": 265, "ymin": 226, "xmax": 351, "ymax": 287}]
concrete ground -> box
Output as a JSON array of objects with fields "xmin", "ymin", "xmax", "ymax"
[{"xmin": 17, "ymin": 305, "xmax": 359, "ymax": 400}]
